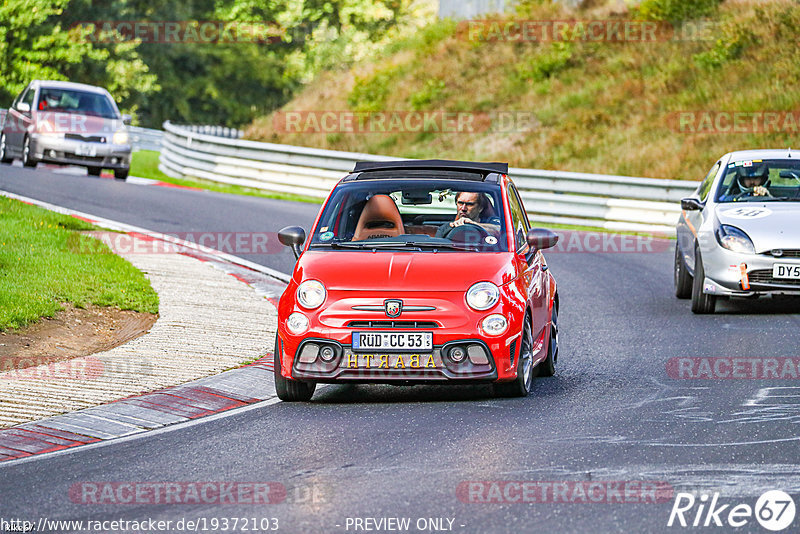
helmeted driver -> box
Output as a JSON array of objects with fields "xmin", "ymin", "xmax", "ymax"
[{"xmin": 734, "ymin": 164, "xmax": 771, "ymax": 198}]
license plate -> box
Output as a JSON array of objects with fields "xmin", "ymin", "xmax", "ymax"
[
  {"xmin": 352, "ymin": 331, "xmax": 432, "ymax": 352},
  {"xmin": 773, "ymin": 263, "xmax": 800, "ymax": 279},
  {"xmin": 75, "ymin": 144, "xmax": 96, "ymax": 157}
]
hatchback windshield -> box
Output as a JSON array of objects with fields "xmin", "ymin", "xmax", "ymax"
[
  {"xmin": 37, "ymin": 88, "xmax": 119, "ymax": 119},
  {"xmin": 715, "ymin": 159, "xmax": 800, "ymax": 202},
  {"xmin": 309, "ymin": 179, "xmax": 508, "ymax": 252}
]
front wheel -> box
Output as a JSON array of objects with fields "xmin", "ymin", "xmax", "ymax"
[
  {"xmin": 537, "ymin": 305, "xmax": 558, "ymax": 377},
  {"xmin": 87, "ymin": 166, "xmax": 102, "ymax": 176},
  {"xmin": 114, "ymin": 168, "xmax": 129, "ymax": 180},
  {"xmin": 22, "ymin": 136, "xmax": 37, "ymax": 167},
  {"xmin": 273, "ymin": 334, "xmax": 316, "ymax": 402},
  {"xmin": 691, "ymin": 246, "xmax": 716, "ymax": 314},
  {"xmin": 674, "ymin": 245, "xmax": 692, "ymax": 299},
  {"xmin": 494, "ymin": 315, "xmax": 535, "ymax": 397}
]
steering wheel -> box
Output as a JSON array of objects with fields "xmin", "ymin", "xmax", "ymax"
[
  {"xmin": 733, "ymin": 188, "xmax": 773, "ymax": 201},
  {"xmin": 440, "ymin": 222, "xmax": 491, "ymax": 246}
]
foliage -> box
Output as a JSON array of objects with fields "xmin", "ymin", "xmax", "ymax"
[{"xmin": 637, "ymin": 0, "xmax": 723, "ymax": 23}]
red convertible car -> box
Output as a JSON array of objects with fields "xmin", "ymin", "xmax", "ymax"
[{"xmin": 275, "ymin": 160, "xmax": 560, "ymax": 401}]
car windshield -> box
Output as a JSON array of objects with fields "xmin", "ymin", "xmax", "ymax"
[
  {"xmin": 37, "ymin": 88, "xmax": 119, "ymax": 119},
  {"xmin": 715, "ymin": 159, "xmax": 800, "ymax": 202},
  {"xmin": 309, "ymin": 179, "xmax": 508, "ymax": 252}
]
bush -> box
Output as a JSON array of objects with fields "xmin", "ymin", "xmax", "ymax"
[{"xmin": 638, "ymin": 0, "xmax": 723, "ymax": 23}]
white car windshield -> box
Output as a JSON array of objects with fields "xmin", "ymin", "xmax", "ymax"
[
  {"xmin": 715, "ymin": 159, "xmax": 800, "ymax": 202},
  {"xmin": 37, "ymin": 88, "xmax": 119, "ymax": 119}
]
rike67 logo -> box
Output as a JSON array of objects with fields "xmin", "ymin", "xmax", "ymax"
[{"xmin": 668, "ymin": 490, "xmax": 796, "ymax": 531}]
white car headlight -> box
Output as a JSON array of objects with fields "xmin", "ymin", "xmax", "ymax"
[
  {"xmin": 112, "ymin": 130, "xmax": 129, "ymax": 145},
  {"xmin": 715, "ymin": 224, "xmax": 755, "ymax": 254},
  {"xmin": 296, "ymin": 280, "xmax": 326, "ymax": 309},
  {"xmin": 481, "ymin": 314, "xmax": 508, "ymax": 336},
  {"xmin": 466, "ymin": 282, "xmax": 499, "ymax": 311},
  {"xmin": 286, "ymin": 312, "xmax": 309, "ymax": 335}
]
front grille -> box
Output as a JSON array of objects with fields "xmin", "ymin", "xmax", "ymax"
[
  {"xmin": 70, "ymin": 155, "xmax": 104, "ymax": 163},
  {"xmin": 347, "ymin": 321, "xmax": 439, "ymax": 329},
  {"xmin": 66, "ymin": 133, "xmax": 106, "ymax": 143},
  {"xmin": 748, "ymin": 269, "xmax": 800, "ymax": 286},
  {"xmin": 763, "ymin": 250, "xmax": 800, "ymax": 259}
]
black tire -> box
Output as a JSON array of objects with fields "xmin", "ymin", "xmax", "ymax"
[
  {"xmin": 674, "ymin": 244, "xmax": 692, "ymax": 299},
  {"xmin": 22, "ymin": 136, "xmax": 37, "ymax": 167},
  {"xmin": 114, "ymin": 168, "xmax": 129, "ymax": 180},
  {"xmin": 494, "ymin": 314, "xmax": 535, "ymax": 397},
  {"xmin": 273, "ymin": 334, "xmax": 316, "ymax": 402},
  {"xmin": 0, "ymin": 133, "xmax": 12, "ymax": 164},
  {"xmin": 87, "ymin": 166, "xmax": 102, "ymax": 176},
  {"xmin": 691, "ymin": 245, "xmax": 716, "ymax": 314},
  {"xmin": 537, "ymin": 305, "xmax": 558, "ymax": 377}
]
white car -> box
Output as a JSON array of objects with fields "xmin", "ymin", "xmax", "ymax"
[{"xmin": 675, "ymin": 149, "xmax": 800, "ymax": 313}]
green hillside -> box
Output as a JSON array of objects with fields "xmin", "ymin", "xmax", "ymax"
[{"xmin": 245, "ymin": 0, "xmax": 800, "ymax": 180}]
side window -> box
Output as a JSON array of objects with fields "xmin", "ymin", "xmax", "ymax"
[
  {"xmin": 507, "ymin": 184, "xmax": 528, "ymax": 251},
  {"xmin": 20, "ymin": 87, "xmax": 35, "ymax": 111},
  {"xmin": 697, "ymin": 162, "xmax": 720, "ymax": 201}
]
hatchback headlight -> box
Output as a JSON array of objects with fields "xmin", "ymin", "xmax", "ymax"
[
  {"xmin": 466, "ymin": 282, "xmax": 499, "ymax": 311},
  {"xmin": 286, "ymin": 313, "xmax": 309, "ymax": 335},
  {"xmin": 296, "ymin": 280, "xmax": 326, "ymax": 309},
  {"xmin": 481, "ymin": 314, "xmax": 508, "ymax": 336},
  {"xmin": 112, "ymin": 130, "xmax": 129, "ymax": 145},
  {"xmin": 715, "ymin": 224, "xmax": 755, "ymax": 254}
]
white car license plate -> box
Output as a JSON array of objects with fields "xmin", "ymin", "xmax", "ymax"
[
  {"xmin": 773, "ymin": 264, "xmax": 800, "ymax": 279},
  {"xmin": 352, "ymin": 332, "xmax": 432, "ymax": 352},
  {"xmin": 75, "ymin": 144, "xmax": 97, "ymax": 157}
]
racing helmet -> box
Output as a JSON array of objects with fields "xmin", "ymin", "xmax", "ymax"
[{"xmin": 735, "ymin": 163, "xmax": 770, "ymax": 193}]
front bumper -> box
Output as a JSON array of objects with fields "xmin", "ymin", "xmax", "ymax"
[
  {"xmin": 700, "ymin": 244, "xmax": 800, "ymax": 297},
  {"xmin": 31, "ymin": 134, "xmax": 131, "ymax": 169}
]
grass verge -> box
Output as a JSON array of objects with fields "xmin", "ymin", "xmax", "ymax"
[
  {"xmin": 0, "ymin": 196, "xmax": 159, "ymax": 331},
  {"xmin": 130, "ymin": 150, "xmax": 322, "ymax": 204}
]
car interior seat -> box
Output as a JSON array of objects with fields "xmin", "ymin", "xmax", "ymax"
[{"xmin": 353, "ymin": 194, "xmax": 406, "ymax": 240}]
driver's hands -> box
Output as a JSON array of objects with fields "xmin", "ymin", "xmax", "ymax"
[
  {"xmin": 753, "ymin": 185, "xmax": 769, "ymax": 196},
  {"xmin": 450, "ymin": 217, "xmax": 476, "ymax": 228}
]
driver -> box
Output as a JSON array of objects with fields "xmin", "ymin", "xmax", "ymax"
[
  {"xmin": 436, "ymin": 191, "xmax": 501, "ymax": 238},
  {"xmin": 734, "ymin": 164, "xmax": 770, "ymax": 198}
]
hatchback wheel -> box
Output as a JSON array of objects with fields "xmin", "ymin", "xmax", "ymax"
[
  {"xmin": 114, "ymin": 168, "xmax": 129, "ymax": 180},
  {"xmin": 494, "ymin": 315, "xmax": 535, "ymax": 397},
  {"xmin": 0, "ymin": 133, "xmax": 12, "ymax": 164},
  {"xmin": 537, "ymin": 305, "xmax": 558, "ymax": 377},
  {"xmin": 22, "ymin": 136, "xmax": 37, "ymax": 167},
  {"xmin": 691, "ymin": 245, "xmax": 716, "ymax": 314},
  {"xmin": 274, "ymin": 334, "xmax": 316, "ymax": 402},
  {"xmin": 87, "ymin": 166, "xmax": 102, "ymax": 176},
  {"xmin": 674, "ymin": 245, "xmax": 692, "ymax": 299}
]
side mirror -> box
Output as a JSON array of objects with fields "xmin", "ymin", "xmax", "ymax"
[
  {"xmin": 16, "ymin": 102, "xmax": 30, "ymax": 113},
  {"xmin": 680, "ymin": 197, "xmax": 704, "ymax": 211},
  {"xmin": 279, "ymin": 226, "xmax": 306, "ymax": 259},
  {"xmin": 121, "ymin": 114, "xmax": 132, "ymax": 125},
  {"xmin": 526, "ymin": 228, "xmax": 559, "ymax": 251}
]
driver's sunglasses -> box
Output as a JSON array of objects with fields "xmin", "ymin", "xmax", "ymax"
[{"xmin": 456, "ymin": 200, "xmax": 477, "ymax": 207}]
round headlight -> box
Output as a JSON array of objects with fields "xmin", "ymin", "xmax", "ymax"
[
  {"xmin": 286, "ymin": 312, "xmax": 309, "ymax": 335},
  {"xmin": 466, "ymin": 282, "xmax": 500, "ymax": 311},
  {"xmin": 112, "ymin": 130, "xmax": 129, "ymax": 145},
  {"xmin": 481, "ymin": 314, "xmax": 508, "ymax": 336},
  {"xmin": 296, "ymin": 280, "xmax": 326, "ymax": 309}
]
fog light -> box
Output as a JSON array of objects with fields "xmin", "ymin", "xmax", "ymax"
[
  {"xmin": 448, "ymin": 346, "xmax": 467, "ymax": 363},
  {"xmin": 319, "ymin": 346, "xmax": 336, "ymax": 362},
  {"xmin": 111, "ymin": 157, "xmax": 119, "ymax": 165},
  {"xmin": 481, "ymin": 314, "xmax": 508, "ymax": 336},
  {"xmin": 48, "ymin": 150, "xmax": 57, "ymax": 158},
  {"xmin": 286, "ymin": 312, "xmax": 309, "ymax": 335}
]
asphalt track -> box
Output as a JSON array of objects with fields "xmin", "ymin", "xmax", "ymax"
[{"xmin": 1, "ymin": 165, "xmax": 800, "ymax": 534}]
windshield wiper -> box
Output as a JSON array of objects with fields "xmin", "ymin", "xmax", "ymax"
[{"xmin": 309, "ymin": 241, "xmax": 476, "ymax": 251}]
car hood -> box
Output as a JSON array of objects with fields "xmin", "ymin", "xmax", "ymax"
[
  {"xmin": 34, "ymin": 112, "xmax": 122, "ymax": 136},
  {"xmin": 715, "ymin": 203, "xmax": 800, "ymax": 252},
  {"xmin": 294, "ymin": 251, "xmax": 518, "ymax": 291}
]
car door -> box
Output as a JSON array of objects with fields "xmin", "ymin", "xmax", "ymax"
[
  {"xmin": 679, "ymin": 161, "xmax": 720, "ymax": 273},
  {"xmin": 508, "ymin": 183, "xmax": 548, "ymax": 338}
]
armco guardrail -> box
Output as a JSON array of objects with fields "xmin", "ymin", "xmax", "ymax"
[{"xmin": 159, "ymin": 120, "xmax": 697, "ymax": 233}]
